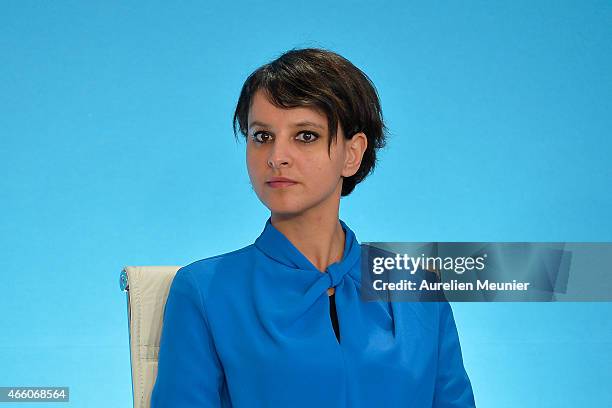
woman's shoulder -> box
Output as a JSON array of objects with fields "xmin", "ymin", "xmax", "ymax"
[
  {"xmin": 191, "ymin": 243, "xmax": 255, "ymax": 266},
  {"xmin": 176, "ymin": 244, "xmax": 257, "ymax": 293}
]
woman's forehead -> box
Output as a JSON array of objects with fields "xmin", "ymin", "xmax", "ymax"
[{"xmin": 248, "ymin": 90, "xmax": 328, "ymax": 131}]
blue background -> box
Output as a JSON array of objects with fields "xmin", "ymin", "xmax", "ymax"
[{"xmin": 1, "ymin": 1, "xmax": 611, "ymax": 406}]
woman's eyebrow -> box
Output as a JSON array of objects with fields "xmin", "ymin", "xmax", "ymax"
[{"xmin": 248, "ymin": 120, "xmax": 325, "ymax": 130}]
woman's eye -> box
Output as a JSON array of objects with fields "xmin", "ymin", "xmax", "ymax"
[
  {"xmin": 296, "ymin": 132, "xmax": 319, "ymax": 143},
  {"xmin": 252, "ymin": 131, "xmax": 318, "ymax": 144},
  {"xmin": 252, "ymin": 132, "xmax": 272, "ymax": 144}
]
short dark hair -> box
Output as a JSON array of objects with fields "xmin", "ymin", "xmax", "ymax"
[{"xmin": 232, "ymin": 47, "xmax": 388, "ymax": 196}]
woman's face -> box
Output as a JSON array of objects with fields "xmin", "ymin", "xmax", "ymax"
[{"xmin": 246, "ymin": 89, "xmax": 365, "ymax": 218}]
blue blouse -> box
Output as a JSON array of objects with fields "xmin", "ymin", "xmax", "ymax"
[{"xmin": 151, "ymin": 217, "xmax": 475, "ymax": 407}]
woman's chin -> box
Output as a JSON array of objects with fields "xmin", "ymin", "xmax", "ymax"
[
  {"xmin": 268, "ymin": 207, "xmax": 303, "ymax": 217},
  {"xmin": 265, "ymin": 202, "xmax": 308, "ymax": 218}
]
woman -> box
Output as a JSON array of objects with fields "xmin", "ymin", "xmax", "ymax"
[{"xmin": 151, "ymin": 47, "xmax": 475, "ymax": 407}]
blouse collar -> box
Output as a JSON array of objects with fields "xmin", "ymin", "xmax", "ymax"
[{"xmin": 254, "ymin": 216, "xmax": 362, "ymax": 287}]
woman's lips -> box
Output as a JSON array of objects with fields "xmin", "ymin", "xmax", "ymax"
[{"xmin": 266, "ymin": 181, "xmax": 297, "ymax": 188}]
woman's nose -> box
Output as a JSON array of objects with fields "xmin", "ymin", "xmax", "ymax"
[{"xmin": 267, "ymin": 138, "xmax": 291, "ymax": 168}]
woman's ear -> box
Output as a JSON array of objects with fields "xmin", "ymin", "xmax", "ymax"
[{"xmin": 342, "ymin": 132, "xmax": 368, "ymax": 178}]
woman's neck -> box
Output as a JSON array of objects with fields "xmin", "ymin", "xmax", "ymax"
[{"xmin": 271, "ymin": 211, "xmax": 345, "ymax": 273}]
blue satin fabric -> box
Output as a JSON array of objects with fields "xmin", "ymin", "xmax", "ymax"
[{"xmin": 151, "ymin": 217, "xmax": 476, "ymax": 407}]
